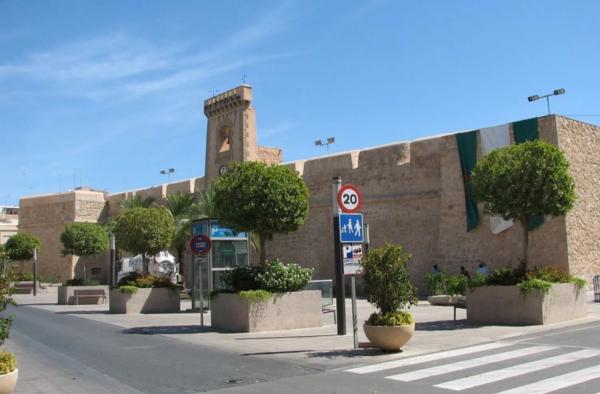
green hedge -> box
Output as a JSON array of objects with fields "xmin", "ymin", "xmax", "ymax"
[{"xmin": 225, "ymin": 260, "xmax": 313, "ymax": 293}]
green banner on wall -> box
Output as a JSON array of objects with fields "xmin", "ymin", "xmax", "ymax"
[
  {"xmin": 456, "ymin": 130, "xmax": 479, "ymax": 232},
  {"xmin": 513, "ymin": 117, "xmax": 544, "ymax": 231}
]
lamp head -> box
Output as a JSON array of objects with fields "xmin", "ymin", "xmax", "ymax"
[
  {"xmin": 528, "ymin": 95, "xmax": 540, "ymax": 102},
  {"xmin": 314, "ymin": 140, "xmax": 323, "ymax": 146},
  {"xmin": 326, "ymin": 137, "xmax": 335, "ymax": 144},
  {"xmin": 553, "ymin": 88, "xmax": 565, "ymax": 96}
]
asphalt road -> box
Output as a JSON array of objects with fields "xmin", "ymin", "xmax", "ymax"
[
  {"xmin": 213, "ymin": 321, "xmax": 600, "ymax": 394},
  {"xmin": 8, "ymin": 304, "xmax": 319, "ymax": 393},
  {"xmin": 7, "ymin": 304, "xmax": 600, "ymax": 393}
]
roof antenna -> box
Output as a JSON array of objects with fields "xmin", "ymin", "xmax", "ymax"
[{"xmin": 242, "ymin": 74, "xmax": 247, "ymax": 85}]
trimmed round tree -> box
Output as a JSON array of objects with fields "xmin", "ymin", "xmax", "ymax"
[
  {"xmin": 113, "ymin": 207, "xmax": 175, "ymax": 275},
  {"xmin": 471, "ymin": 140, "xmax": 575, "ymax": 270},
  {"xmin": 5, "ymin": 233, "xmax": 41, "ymax": 262},
  {"xmin": 212, "ymin": 161, "xmax": 309, "ymax": 263},
  {"xmin": 60, "ymin": 222, "xmax": 110, "ymax": 281}
]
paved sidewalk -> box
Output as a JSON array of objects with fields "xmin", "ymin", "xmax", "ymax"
[{"xmin": 12, "ymin": 288, "xmax": 600, "ymax": 371}]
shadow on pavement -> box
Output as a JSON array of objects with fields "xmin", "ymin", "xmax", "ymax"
[
  {"xmin": 308, "ymin": 348, "xmax": 389, "ymax": 359},
  {"xmin": 415, "ymin": 319, "xmax": 477, "ymax": 331},
  {"xmin": 235, "ymin": 334, "xmax": 338, "ymax": 340},
  {"xmin": 123, "ymin": 325, "xmax": 212, "ymax": 335},
  {"xmin": 56, "ymin": 310, "xmax": 110, "ymax": 315},
  {"xmin": 241, "ymin": 349, "xmax": 315, "ymax": 356},
  {"xmin": 16, "ymin": 303, "xmax": 57, "ymax": 307}
]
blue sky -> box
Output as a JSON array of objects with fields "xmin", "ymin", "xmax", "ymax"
[{"xmin": 1, "ymin": 0, "xmax": 599, "ymax": 205}]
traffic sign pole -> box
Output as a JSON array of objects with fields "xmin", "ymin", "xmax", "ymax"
[{"xmin": 332, "ymin": 176, "xmax": 346, "ymax": 336}]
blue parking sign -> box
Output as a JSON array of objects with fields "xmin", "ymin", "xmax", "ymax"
[{"xmin": 339, "ymin": 213, "xmax": 364, "ymax": 243}]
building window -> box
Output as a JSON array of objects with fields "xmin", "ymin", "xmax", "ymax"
[{"xmin": 219, "ymin": 126, "xmax": 231, "ymax": 152}]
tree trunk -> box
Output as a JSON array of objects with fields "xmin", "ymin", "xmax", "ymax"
[
  {"xmin": 520, "ymin": 215, "xmax": 529, "ymax": 275},
  {"xmin": 177, "ymin": 248, "xmax": 184, "ymax": 284},
  {"xmin": 259, "ymin": 235, "xmax": 266, "ymax": 264},
  {"xmin": 143, "ymin": 254, "xmax": 149, "ymax": 276}
]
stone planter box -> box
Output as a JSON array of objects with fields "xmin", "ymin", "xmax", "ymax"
[
  {"xmin": 58, "ymin": 285, "xmax": 109, "ymax": 305},
  {"xmin": 466, "ymin": 283, "xmax": 586, "ymax": 325},
  {"xmin": 211, "ymin": 290, "xmax": 322, "ymax": 332},
  {"xmin": 109, "ymin": 288, "xmax": 180, "ymax": 314},
  {"xmin": 428, "ymin": 295, "xmax": 452, "ymax": 306}
]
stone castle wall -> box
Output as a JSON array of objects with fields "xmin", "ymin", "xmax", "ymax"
[
  {"xmin": 557, "ymin": 117, "xmax": 600, "ymax": 281},
  {"xmin": 265, "ymin": 115, "xmax": 585, "ymax": 289},
  {"xmin": 16, "ymin": 113, "xmax": 599, "ymax": 288},
  {"xmin": 18, "ymin": 190, "xmax": 107, "ymax": 282}
]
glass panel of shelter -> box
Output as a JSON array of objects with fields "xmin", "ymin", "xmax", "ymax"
[{"xmin": 190, "ymin": 219, "xmax": 249, "ymax": 310}]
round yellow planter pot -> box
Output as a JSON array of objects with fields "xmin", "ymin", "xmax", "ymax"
[
  {"xmin": 0, "ymin": 368, "xmax": 18, "ymax": 394},
  {"xmin": 363, "ymin": 322, "xmax": 415, "ymax": 351}
]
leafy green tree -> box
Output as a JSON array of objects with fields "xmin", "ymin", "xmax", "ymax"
[
  {"xmin": 212, "ymin": 162, "xmax": 309, "ymax": 263},
  {"xmin": 472, "ymin": 140, "xmax": 575, "ymax": 270},
  {"xmin": 60, "ymin": 223, "xmax": 110, "ymax": 280},
  {"xmin": 5, "ymin": 233, "xmax": 41, "ymax": 262},
  {"xmin": 164, "ymin": 192, "xmax": 197, "ymax": 279},
  {"xmin": 113, "ymin": 207, "xmax": 175, "ymax": 274},
  {"xmin": 120, "ymin": 195, "xmax": 155, "ymax": 210}
]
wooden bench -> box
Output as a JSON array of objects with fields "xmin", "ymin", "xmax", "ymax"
[
  {"xmin": 452, "ymin": 297, "xmax": 467, "ymax": 321},
  {"xmin": 74, "ymin": 289, "xmax": 107, "ymax": 305}
]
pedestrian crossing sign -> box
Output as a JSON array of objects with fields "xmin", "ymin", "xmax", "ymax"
[{"xmin": 339, "ymin": 213, "xmax": 364, "ymax": 243}]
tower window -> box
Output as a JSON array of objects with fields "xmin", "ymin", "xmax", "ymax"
[{"xmin": 219, "ymin": 126, "xmax": 231, "ymax": 152}]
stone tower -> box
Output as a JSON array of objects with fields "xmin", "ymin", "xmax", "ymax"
[{"xmin": 203, "ymin": 85, "xmax": 282, "ymax": 182}]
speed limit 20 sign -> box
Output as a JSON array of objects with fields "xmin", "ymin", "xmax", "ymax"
[{"xmin": 337, "ymin": 184, "xmax": 362, "ymax": 213}]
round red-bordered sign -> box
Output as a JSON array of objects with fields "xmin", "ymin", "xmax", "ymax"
[
  {"xmin": 189, "ymin": 234, "xmax": 211, "ymax": 256},
  {"xmin": 337, "ymin": 184, "xmax": 362, "ymax": 213}
]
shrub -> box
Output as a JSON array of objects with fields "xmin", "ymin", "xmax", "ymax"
[
  {"xmin": 366, "ymin": 311, "xmax": 413, "ymax": 326},
  {"xmin": 360, "ymin": 244, "xmax": 417, "ymax": 322},
  {"xmin": 225, "ymin": 266, "xmax": 261, "ymax": 292},
  {"xmin": 0, "ymin": 351, "xmax": 16, "ymax": 374},
  {"xmin": 12, "ymin": 272, "xmax": 33, "ymax": 281},
  {"xmin": 485, "ymin": 266, "xmax": 522, "ymax": 286},
  {"xmin": 65, "ymin": 278, "xmax": 100, "ymax": 286},
  {"xmin": 117, "ymin": 273, "xmax": 174, "ymax": 289},
  {"xmin": 118, "ymin": 285, "xmax": 138, "ymax": 295},
  {"xmin": 516, "ymin": 278, "xmax": 553, "ymax": 294},
  {"xmin": 425, "ymin": 272, "xmax": 448, "ymax": 295},
  {"xmin": 239, "ymin": 290, "xmax": 272, "ymax": 303},
  {"xmin": 225, "ymin": 260, "xmax": 313, "ymax": 293},
  {"xmin": 256, "ymin": 260, "xmax": 313, "ymax": 293},
  {"xmin": 447, "ymin": 274, "xmax": 468, "ymax": 296}
]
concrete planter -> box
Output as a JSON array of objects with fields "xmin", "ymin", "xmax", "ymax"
[
  {"xmin": 428, "ymin": 295, "xmax": 452, "ymax": 306},
  {"xmin": 109, "ymin": 287, "xmax": 180, "ymax": 314},
  {"xmin": 0, "ymin": 368, "xmax": 18, "ymax": 394},
  {"xmin": 57, "ymin": 285, "xmax": 109, "ymax": 305},
  {"xmin": 466, "ymin": 283, "xmax": 586, "ymax": 325},
  {"xmin": 211, "ymin": 290, "xmax": 322, "ymax": 332},
  {"xmin": 363, "ymin": 322, "xmax": 415, "ymax": 351}
]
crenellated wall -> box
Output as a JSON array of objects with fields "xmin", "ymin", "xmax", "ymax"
[{"xmin": 16, "ymin": 109, "xmax": 600, "ymax": 288}]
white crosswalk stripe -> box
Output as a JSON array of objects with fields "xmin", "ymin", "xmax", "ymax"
[
  {"xmin": 435, "ymin": 348, "xmax": 600, "ymax": 391},
  {"xmin": 345, "ymin": 341, "xmax": 600, "ymax": 393},
  {"xmin": 345, "ymin": 342, "xmax": 512, "ymax": 374},
  {"xmin": 495, "ymin": 364, "xmax": 600, "ymax": 394},
  {"xmin": 385, "ymin": 345, "xmax": 556, "ymax": 382}
]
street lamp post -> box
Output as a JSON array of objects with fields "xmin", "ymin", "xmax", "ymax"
[
  {"xmin": 160, "ymin": 168, "xmax": 175, "ymax": 182},
  {"xmin": 528, "ymin": 88, "xmax": 565, "ymax": 115},
  {"xmin": 315, "ymin": 137, "xmax": 335, "ymax": 154}
]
